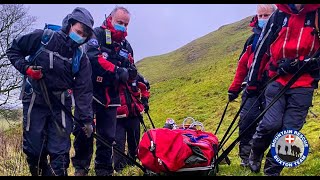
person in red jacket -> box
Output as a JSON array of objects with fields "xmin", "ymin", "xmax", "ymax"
[
  {"xmin": 113, "ymin": 54, "xmax": 150, "ymax": 172},
  {"xmin": 228, "ymin": 4, "xmax": 277, "ymax": 168},
  {"xmin": 246, "ymin": 4, "xmax": 320, "ymax": 176}
]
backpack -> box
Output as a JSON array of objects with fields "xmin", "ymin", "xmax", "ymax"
[
  {"xmin": 27, "ymin": 23, "xmax": 83, "ymax": 74},
  {"xmin": 21, "ymin": 24, "xmax": 83, "ymax": 98}
]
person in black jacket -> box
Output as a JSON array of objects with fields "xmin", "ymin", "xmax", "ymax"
[
  {"xmin": 72, "ymin": 6, "xmax": 149, "ymax": 176},
  {"xmin": 6, "ymin": 7, "xmax": 94, "ymax": 176}
]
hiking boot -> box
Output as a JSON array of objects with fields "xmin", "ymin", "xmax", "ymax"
[
  {"xmin": 240, "ymin": 159, "xmax": 249, "ymax": 168},
  {"xmin": 248, "ymin": 150, "xmax": 263, "ymax": 173},
  {"xmin": 74, "ymin": 169, "xmax": 88, "ymax": 176}
]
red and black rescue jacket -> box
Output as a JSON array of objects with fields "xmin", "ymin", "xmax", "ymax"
[
  {"xmin": 229, "ymin": 16, "xmax": 269, "ymax": 93},
  {"xmin": 117, "ymin": 74, "xmax": 150, "ymax": 118},
  {"xmin": 247, "ymin": 4, "xmax": 320, "ymax": 89},
  {"xmin": 86, "ymin": 21, "xmax": 134, "ymax": 107}
]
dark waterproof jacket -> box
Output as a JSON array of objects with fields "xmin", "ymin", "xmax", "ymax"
[
  {"xmin": 86, "ymin": 22, "xmax": 134, "ymax": 107},
  {"xmin": 6, "ymin": 8, "xmax": 94, "ymax": 123}
]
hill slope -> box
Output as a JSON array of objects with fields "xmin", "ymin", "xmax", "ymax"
[{"xmin": 136, "ymin": 16, "xmax": 320, "ymax": 176}]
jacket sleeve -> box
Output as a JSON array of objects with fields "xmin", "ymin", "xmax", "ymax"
[
  {"xmin": 238, "ymin": 34, "xmax": 254, "ymax": 61},
  {"xmin": 247, "ymin": 11, "xmax": 280, "ymax": 88},
  {"xmin": 136, "ymin": 72, "xmax": 150, "ymax": 90},
  {"xmin": 73, "ymin": 53, "xmax": 94, "ymax": 124},
  {"xmin": 125, "ymin": 40, "xmax": 134, "ymax": 58},
  {"xmin": 137, "ymin": 82, "xmax": 150, "ymax": 99},
  {"xmin": 6, "ymin": 29, "xmax": 43, "ymax": 74},
  {"xmin": 86, "ymin": 27, "xmax": 116, "ymax": 74},
  {"xmin": 228, "ymin": 45, "xmax": 252, "ymax": 93}
]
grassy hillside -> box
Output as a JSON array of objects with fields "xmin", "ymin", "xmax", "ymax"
[{"xmin": 136, "ymin": 16, "xmax": 320, "ymax": 176}]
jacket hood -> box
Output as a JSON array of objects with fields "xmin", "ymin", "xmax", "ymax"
[
  {"xmin": 61, "ymin": 7, "xmax": 94, "ymax": 33},
  {"xmin": 276, "ymin": 4, "xmax": 320, "ymax": 15},
  {"xmin": 249, "ymin": 15, "xmax": 262, "ymax": 35}
]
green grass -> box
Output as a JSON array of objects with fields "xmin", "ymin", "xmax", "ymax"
[{"xmin": 0, "ymin": 119, "xmax": 20, "ymax": 131}]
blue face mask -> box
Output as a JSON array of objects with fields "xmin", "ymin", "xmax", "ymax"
[
  {"xmin": 114, "ymin": 23, "xmax": 126, "ymax": 32},
  {"xmin": 258, "ymin": 19, "xmax": 268, "ymax": 29},
  {"xmin": 69, "ymin": 31, "xmax": 86, "ymax": 44}
]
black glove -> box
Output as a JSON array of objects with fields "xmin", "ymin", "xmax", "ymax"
[
  {"xmin": 144, "ymin": 78, "xmax": 150, "ymax": 90},
  {"xmin": 115, "ymin": 67, "xmax": 129, "ymax": 83},
  {"xmin": 141, "ymin": 97, "xmax": 149, "ymax": 113},
  {"xmin": 277, "ymin": 58, "xmax": 302, "ymax": 75},
  {"xmin": 128, "ymin": 64, "xmax": 138, "ymax": 79},
  {"xmin": 305, "ymin": 57, "xmax": 320, "ymax": 71},
  {"xmin": 118, "ymin": 56, "xmax": 131, "ymax": 68},
  {"xmin": 227, "ymin": 91, "xmax": 239, "ymax": 102}
]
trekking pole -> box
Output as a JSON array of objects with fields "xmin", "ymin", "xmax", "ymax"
[
  {"xmin": 145, "ymin": 111, "xmax": 156, "ymax": 129},
  {"xmin": 214, "ymin": 101, "xmax": 229, "ymax": 135},
  {"xmin": 92, "ymin": 131, "xmax": 146, "ymax": 172},
  {"xmin": 218, "ymin": 89, "xmax": 265, "ymax": 150},
  {"xmin": 131, "ymin": 94, "xmax": 156, "ymax": 129},
  {"xmin": 217, "ymin": 97, "xmax": 248, "ymax": 148},
  {"xmin": 212, "ymin": 101, "xmax": 232, "ymax": 165},
  {"xmin": 309, "ymin": 109, "xmax": 318, "ymax": 118},
  {"xmin": 215, "ymin": 57, "xmax": 315, "ymax": 166},
  {"xmin": 41, "ymin": 80, "xmax": 147, "ymax": 173},
  {"xmin": 37, "ymin": 69, "xmax": 66, "ymax": 136},
  {"xmin": 218, "ymin": 74, "xmax": 279, "ymax": 150}
]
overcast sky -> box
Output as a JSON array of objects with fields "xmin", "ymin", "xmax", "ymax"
[{"xmin": 26, "ymin": 4, "xmax": 258, "ymax": 61}]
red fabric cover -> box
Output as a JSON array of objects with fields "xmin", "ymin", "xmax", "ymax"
[{"xmin": 137, "ymin": 128, "xmax": 219, "ymax": 173}]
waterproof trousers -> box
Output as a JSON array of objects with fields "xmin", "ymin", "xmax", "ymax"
[
  {"xmin": 94, "ymin": 105, "xmax": 117, "ymax": 176},
  {"xmin": 71, "ymin": 118, "xmax": 94, "ymax": 175},
  {"xmin": 250, "ymin": 81, "xmax": 313, "ymax": 176},
  {"xmin": 113, "ymin": 116, "xmax": 141, "ymax": 172},
  {"xmin": 239, "ymin": 92, "xmax": 265, "ymax": 162},
  {"xmin": 22, "ymin": 97, "xmax": 73, "ymax": 176}
]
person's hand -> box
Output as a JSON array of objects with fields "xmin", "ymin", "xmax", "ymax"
[
  {"xmin": 26, "ymin": 66, "xmax": 43, "ymax": 80},
  {"xmin": 305, "ymin": 57, "xmax": 320, "ymax": 71},
  {"xmin": 115, "ymin": 67, "xmax": 129, "ymax": 83},
  {"xmin": 141, "ymin": 97, "xmax": 149, "ymax": 113},
  {"xmin": 228, "ymin": 91, "xmax": 239, "ymax": 102},
  {"xmin": 82, "ymin": 123, "xmax": 93, "ymax": 138},
  {"xmin": 277, "ymin": 58, "xmax": 301, "ymax": 75},
  {"xmin": 128, "ymin": 64, "xmax": 138, "ymax": 79}
]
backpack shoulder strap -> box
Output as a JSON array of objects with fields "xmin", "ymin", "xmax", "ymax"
[
  {"xmin": 41, "ymin": 28, "xmax": 55, "ymax": 46},
  {"xmin": 27, "ymin": 29, "xmax": 55, "ymax": 63}
]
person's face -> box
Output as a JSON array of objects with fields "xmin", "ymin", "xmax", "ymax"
[
  {"xmin": 257, "ymin": 6, "xmax": 273, "ymax": 20},
  {"xmin": 294, "ymin": 4, "xmax": 303, "ymax": 11},
  {"xmin": 69, "ymin": 22, "xmax": 87, "ymax": 38},
  {"xmin": 111, "ymin": 9, "xmax": 130, "ymax": 30}
]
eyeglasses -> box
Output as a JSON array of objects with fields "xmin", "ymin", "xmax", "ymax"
[{"xmin": 258, "ymin": 14, "xmax": 271, "ymax": 18}]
